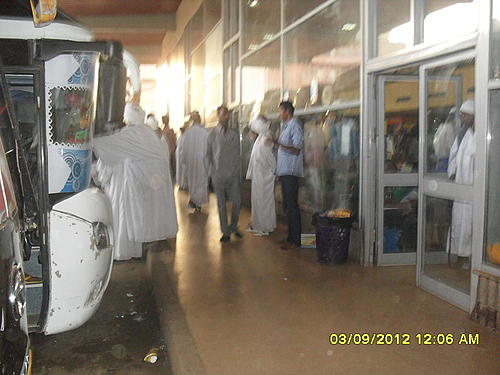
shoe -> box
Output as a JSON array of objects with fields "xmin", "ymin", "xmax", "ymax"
[
  {"xmin": 233, "ymin": 231, "xmax": 243, "ymax": 239},
  {"xmin": 245, "ymin": 226, "xmax": 258, "ymax": 233},
  {"xmin": 280, "ymin": 241, "xmax": 299, "ymax": 251},
  {"xmin": 220, "ymin": 235, "xmax": 230, "ymax": 243},
  {"xmin": 253, "ymin": 231, "xmax": 269, "ymax": 237}
]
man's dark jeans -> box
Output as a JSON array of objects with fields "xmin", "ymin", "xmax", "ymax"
[{"xmin": 280, "ymin": 175, "xmax": 301, "ymax": 247}]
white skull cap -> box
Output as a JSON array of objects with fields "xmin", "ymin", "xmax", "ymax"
[
  {"xmin": 124, "ymin": 102, "xmax": 146, "ymax": 126},
  {"xmin": 459, "ymin": 100, "xmax": 474, "ymax": 116},
  {"xmin": 250, "ymin": 117, "xmax": 270, "ymax": 135}
]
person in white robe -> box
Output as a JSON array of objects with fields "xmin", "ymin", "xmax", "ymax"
[
  {"xmin": 175, "ymin": 122, "xmax": 189, "ymax": 190},
  {"xmin": 93, "ymin": 102, "xmax": 178, "ymax": 260},
  {"xmin": 180, "ymin": 112, "xmax": 209, "ymax": 211},
  {"xmin": 433, "ymin": 107, "xmax": 457, "ymax": 172},
  {"xmin": 245, "ymin": 116, "xmax": 276, "ymax": 235},
  {"xmin": 447, "ymin": 100, "xmax": 475, "ymax": 260}
]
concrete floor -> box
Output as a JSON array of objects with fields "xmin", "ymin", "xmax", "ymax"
[
  {"xmin": 149, "ymin": 189, "xmax": 500, "ymax": 375},
  {"xmin": 31, "ymin": 261, "xmax": 171, "ymax": 375}
]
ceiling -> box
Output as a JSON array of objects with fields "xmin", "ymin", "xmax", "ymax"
[{"xmin": 58, "ymin": 0, "xmax": 181, "ymax": 64}]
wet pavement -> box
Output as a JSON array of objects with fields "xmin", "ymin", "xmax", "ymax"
[{"xmin": 31, "ymin": 260, "xmax": 171, "ymax": 375}]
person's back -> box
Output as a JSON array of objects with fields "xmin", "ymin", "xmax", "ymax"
[{"xmin": 181, "ymin": 115, "xmax": 209, "ymax": 210}]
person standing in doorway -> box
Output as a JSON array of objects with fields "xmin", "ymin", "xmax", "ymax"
[
  {"xmin": 273, "ymin": 101, "xmax": 304, "ymax": 250},
  {"xmin": 180, "ymin": 112, "xmax": 209, "ymax": 212},
  {"xmin": 448, "ymin": 100, "xmax": 475, "ymax": 267},
  {"xmin": 207, "ymin": 105, "xmax": 242, "ymax": 243}
]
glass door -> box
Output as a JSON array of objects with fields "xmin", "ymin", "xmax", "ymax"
[
  {"xmin": 417, "ymin": 52, "xmax": 475, "ymax": 310},
  {"xmin": 377, "ymin": 75, "xmax": 419, "ymax": 265}
]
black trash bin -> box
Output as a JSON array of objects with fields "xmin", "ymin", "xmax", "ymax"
[{"xmin": 312, "ymin": 213, "xmax": 353, "ymax": 264}]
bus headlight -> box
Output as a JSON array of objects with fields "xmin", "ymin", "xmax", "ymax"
[
  {"xmin": 92, "ymin": 222, "xmax": 110, "ymax": 250},
  {"xmin": 9, "ymin": 265, "xmax": 26, "ymax": 322}
]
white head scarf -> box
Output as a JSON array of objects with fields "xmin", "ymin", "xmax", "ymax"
[
  {"xmin": 250, "ymin": 117, "xmax": 270, "ymax": 137},
  {"xmin": 460, "ymin": 100, "xmax": 474, "ymax": 116},
  {"xmin": 146, "ymin": 116, "xmax": 159, "ymax": 130},
  {"xmin": 124, "ymin": 102, "xmax": 146, "ymax": 126}
]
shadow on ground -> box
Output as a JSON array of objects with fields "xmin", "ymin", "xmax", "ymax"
[{"xmin": 31, "ymin": 260, "xmax": 171, "ymax": 375}]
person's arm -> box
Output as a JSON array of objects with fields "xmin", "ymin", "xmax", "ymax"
[{"xmin": 272, "ymin": 122, "xmax": 303, "ymax": 155}]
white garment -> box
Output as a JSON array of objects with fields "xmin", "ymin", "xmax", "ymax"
[
  {"xmin": 93, "ymin": 124, "xmax": 178, "ymax": 261},
  {"xmin": 246, "ymin": 118, "xmax": 276, "ymax": 233},
  {"xmin": 175, "ymin": 133, "xmax": 188, "ymax": 189},
  {"xmin": 448, "ymin": 128, "xmax": 475, "ymax": 257},
  {"xmin": 433, "ymin": 121, "xmax": 456, "ymax": 159},
  {"xmin": 180, "ymin": 123, "xmax": 209, "ymax": 206}
]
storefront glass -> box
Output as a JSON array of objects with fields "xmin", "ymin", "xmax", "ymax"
[
  {"xmin": 423, "ymin": 196, "xmax": 470, "ymax": 294},
  {"xmin": 224, "ymin": 41, "xmax": 240, "ymax": 104},
  {"xmin": 298, "ymin": 108, "xmax": 360, "ymax": 216},
  {"xmin": 241, "ymin": 40, "xmax": 281, "ymax": 122},
  {"xmin": 485, "ymin": 90, "xmax": 500, "ymax": 268},
  {"xmin": 190, "ymin": 46, "xmax": 205, "ymax": 113},
  {"xmin": 189, "ymin": 7, "xmax": 204, "ymax": 50},
  {"xmin": 283, "ymin": 0, "xmax": 361, "ymax": 110},
  {"xmin": 284, "ymin": 0, "xmax": 325, "ymax": 26},
  {"xmin": 204, "ymin": 24, "xmax": 223, "ymax": 125},
  {"xmin": 424, "ymin": 0, "xmax": 478, "ymax": 45},
  {"xmin": 424, "ymin": 59, "xmax": 475, "ymax": 179},
  {"xmin": 383, "ymin": 80, "xmax": 419, "ymax": 174},
  {"xmin": 242, "ymin": 0, "xmax": 280, "ymax": 53},
  {"xmin": 204, "ymin": 0, "xmax": 221, "ymax": 35},
  {"xmin": 224, "ymin": 0, "xmax": 239, "ymax": 42},
  {"xmin": 376, "ymin": 0, "xmax": 412, "ymax": 56},
  {"xmin": 383, "ymin": 186, "xmax": 418, "ymax": 255},
  {"xmin": 492, "ymin": 0, "xmax": 500, "ymax": 80}
]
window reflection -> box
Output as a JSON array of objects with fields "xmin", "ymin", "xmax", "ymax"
[
  {"xmin": 424, "ymin": 0, "xmax": 478, "ymax": 45},
  {"xmin": 284, "ymin": 0, "xmax": 325, "ymax": 26},
  {"xmin": 377, "ymin": 0, "xmax": 412, "ymax": 56},
  {"xmin": 242, "ymin": 0, "xmax": 281, "ymax": 53},
  {"xmin": 241, "ymin": 40, "xmax": 281, "ymax": 122},
  {"xmin": 424, "ymin": 197, "xmax": 470, "ymax": 293},
  {"xmin": 50, "ymin": 87, "xmax": 93, "ymax": 145},
  {"xmin": 425, "ymin": 59, "xmax": 475, "ymax": 178},
  {"xmin": 284, "ymin": 0, "xmax": 361, "ymax": 110},
  {"xmin": 298, "ymin": 109, "xmax": 360, "ymax": 216}
]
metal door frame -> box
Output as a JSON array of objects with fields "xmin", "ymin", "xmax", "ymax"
[{"xmin": 376, "ymin": 75, "xmax": 419, "ymax": 265}]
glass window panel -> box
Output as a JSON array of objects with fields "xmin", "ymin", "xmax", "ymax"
[
  {"xmin": 383, "ymin": 186, "xmax": 418, "ymax": 254},
  {"xmin": 377, "ymin": 0, "xmax": 412, "ymax": 56},
  {"xmin": 424, "ymin": 59, "xmax": 475, "ymax": 181},
  {"xmin": 189, "ymin": 7, "xmax": 204, "ymax": 50},
  {"xmin": 485, "ymin": 91, "xmax": 500, "ymax": 268},
  {"xmin": 242, "ymin": 0, "xmax": 280, "ymax": 53},
  {"xmin": 383, "ymin": 80, "xmax": 419, "ymax": 173},
  {"xmin": 424, "ymin": 196, "xmax": 470, "ymax": 294},
  {"xmin": 224, "ymin": 0, "xmax": 239, "ymax": 42},
  {"xmin": 224, "ymin": 41, "xmax": 240, "ymax": 104},
  {"xmin": 284, "ymin": 0, "xmax": 325, "ymax": 26},
  {"xmin": 168, "ymin": 40, "xmax": 186, "ymax": 132},
  {"xmin": 296, "ymin": 109, "xmax": 360, "ymax": 215},
  {"xmin": 190, "ymin": 46, "xmax": 205, "ymax": 112},
  {"xmin": 424, "ymin": 0, "xmax": 478, "ymax": 45},
  {"xmin": 241, "ymin": 39, "xmax": 281, "ymax": 121},
  {"xmin": 284, "ymin": 0, "xmax": 361, "ymax": 110},
  {"xmin": 204, "ymin": 25, "xmax": 223, "ymax": 126},
  {"xmin": 492, "ymin": 0, "xmax": 500, "ymax": 79},
  {"xmin": 204, "ymin": 0, "xmax": 221, "ymax": 34}
]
